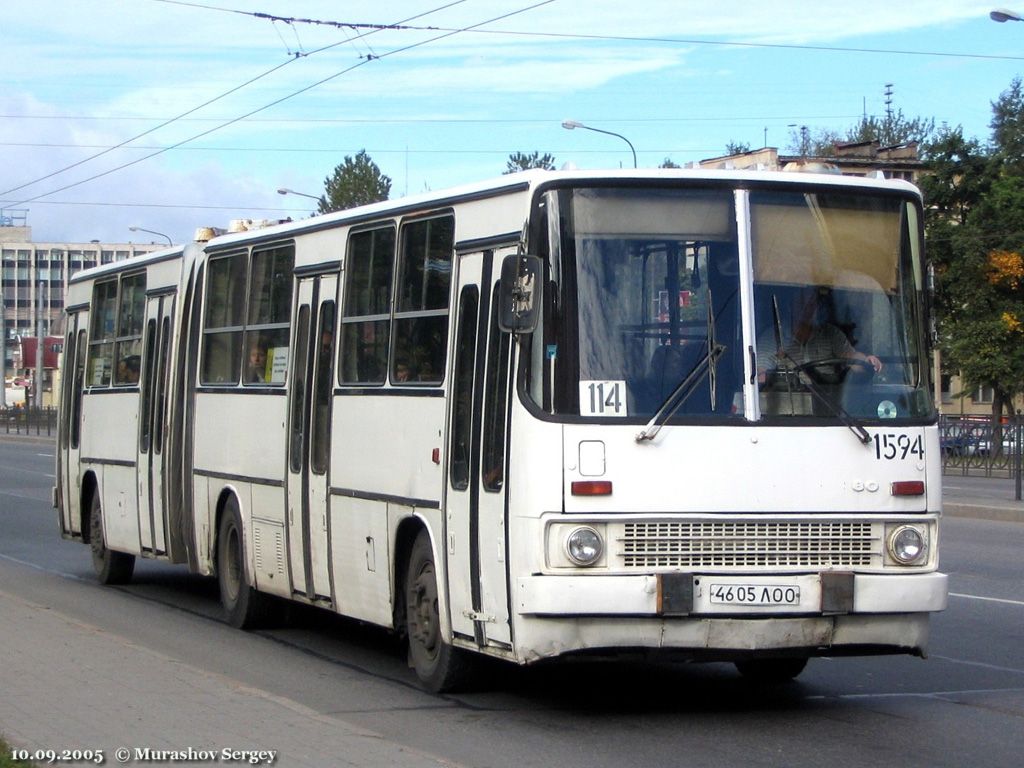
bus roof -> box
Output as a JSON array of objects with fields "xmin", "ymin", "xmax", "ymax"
[
  {"xmin": 201, "ymin": 167, "xmax": 921, "ymax": 251},
  {"xmin": 68, "ymin": 168, "xmax": 921, "ymax": 286}
]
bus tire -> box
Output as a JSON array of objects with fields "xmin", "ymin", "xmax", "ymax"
[
  {"xmin": 89, "ymin": 491, "xmax": 135, "ymax": 585},
  {"xmin": 735, "ymin": 657, "xmax": 808, "ymax": 684},
  {"xmin": 217, "ymin": 496, "xmax": 270, "ymax": 629},
  {"xmin": 405, "ymin": 530, "xmax": 472, "ymax": 693}
]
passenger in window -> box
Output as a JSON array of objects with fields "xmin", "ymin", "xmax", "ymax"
[
  {"xmin": 117, "ymin": 355, "xmax": 141, "ymax": 385},
  {"xmin": 247, "ymin": 337, "xmax": 269, "ymax": 383},
  {"xmin": 394, "ymin": 360, "xmax": 412, "ymax": 383}
]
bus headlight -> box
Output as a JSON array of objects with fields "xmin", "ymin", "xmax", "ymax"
[
  {"xmin": 888, "ymin": 525, "xmax": 927, "ymax": 565},
  {"xmin": 566, "ymin": 526, "xmax": 604, "ymax": 566}
]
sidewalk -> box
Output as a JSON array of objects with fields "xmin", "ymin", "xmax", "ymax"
[
  {"xmin": 941, "ymin": 473, "xmax": 1024, "ymax": 524},
  {"xmin": 0, "ymin": 577, "xmax": 458, "ymax": 768}
]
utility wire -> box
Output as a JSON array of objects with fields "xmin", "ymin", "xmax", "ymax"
[
  {"xmin": 149, "ymin": 1, "xmax": 1024, "ymax": 62},
  {"xmin": 7, "ymin": 0, "xmax": 554, "ymax": 208},
  {"xmin": 1, "ymin": 0, "xmax": 469, "ymax": 199}
]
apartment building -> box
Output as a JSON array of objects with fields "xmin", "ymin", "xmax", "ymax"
[{"xmin": 2, "ymin": 215, "xmax": 162, "ymax": 403}]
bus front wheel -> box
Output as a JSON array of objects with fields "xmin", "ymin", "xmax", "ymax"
[
  {"xmin": 216, "ymin": 497, "xmax": 270, "ymax": 629},
  {"xmin": 405, "ymin": 531, "xmax": 471, "ymax": 692},
  {"xmin": 89, "ymin": 491, "xmax": 135, "ymax": 585}
]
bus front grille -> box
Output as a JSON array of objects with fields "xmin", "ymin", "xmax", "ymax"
[{"xmin": 618, "ymin": 520, "xmax": 879, "ymax": 569}]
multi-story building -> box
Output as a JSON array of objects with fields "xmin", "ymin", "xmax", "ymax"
[
  {"xmin": 2, "ymin": 213, "xmax": 163, "ymax": 404},
  {"xmin": 697, "ymin": 141, "xmax": 926, "ymax": 184}
]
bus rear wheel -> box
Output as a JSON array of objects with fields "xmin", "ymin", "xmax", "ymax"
[
  {"xmin": 217, "ymin": 497, "xmax": 271, "ymax": 629},
  {"xmin": 405, "ymin": 531, "xmax": 472, "ymax": 693},
  {"xmin": 89, "ymin": 491, "xmax": 135, "ymax": 585},
  {"xmin": 735, "ymin": 657, "xmax": 809, "ymax": 684}
]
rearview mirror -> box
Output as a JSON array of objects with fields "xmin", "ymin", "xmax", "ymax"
[{"xmin": 498, "ymin": 255, "xmax": 541, "ymax": 333}]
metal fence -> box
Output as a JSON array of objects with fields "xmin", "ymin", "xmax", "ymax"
[
  {"xmin": 1, "ymin": 406, "xmax": 58, "ymax": 437},
  {"xmin": 940, "ymin": 413, "xmax": 1024, "ymax": 498}
]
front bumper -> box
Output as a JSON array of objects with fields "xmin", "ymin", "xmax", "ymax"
[{"xmin": 517, "ymin": 571, "xmax": 948, "ymax": 616}]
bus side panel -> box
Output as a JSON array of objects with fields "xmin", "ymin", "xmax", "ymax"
[
  {"xmin": 330, "ymin": 395, "xmax": 446, "ymax": 500},
  {"xmin": 329, "ymin": 496, "xmax": 392, "ymax": 626},
  {"xmin": 330, "ymin": 395, "xmax": 446, "ymax": 625},
  {"xmin": 80, "ymin": 391, "xmax": 142, "ymax": 554},
  {"xmin": 251, "ymin": 483, "xmax": 290, "ymax": 598},
  {"xmin": 191, "ymin": 391, "xmax": 289, "ymax": 577}
]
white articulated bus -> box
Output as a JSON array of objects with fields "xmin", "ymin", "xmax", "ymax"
[{"xmin": 55, "ymin": 169, "xmax": 947, "ymax": 691}]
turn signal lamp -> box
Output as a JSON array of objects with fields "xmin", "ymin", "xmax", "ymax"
[
  {"xmin": 571, "ymin": 480, "xmax": 613, "ymax": 496},
  {"xmin": 891, "ymin": 481, "xmax": 925, "ymax": 497}
]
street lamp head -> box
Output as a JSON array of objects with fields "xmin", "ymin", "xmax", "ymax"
[
  {"xmin": 562, "ymin": 120, "xmax": 584, "ymax": 130},
  {"xmin": 128, "ymin": 226, "xmax": 173, "ymax": 246},
  {"xmin": 991, "ymin": 8, "xmax": 1023, "ymax": 22},
  {"xmin": 277, "ymin": 187, "xmax": 321, "ymax": 201}
]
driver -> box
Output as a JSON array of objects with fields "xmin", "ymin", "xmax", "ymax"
[{"xmin": 756, "ymin": 287, "xmax": 882, "ymax": 384}]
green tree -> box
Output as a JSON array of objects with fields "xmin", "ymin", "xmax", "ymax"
[
  {"xmin": 505, "ymin": 151, "xmax": 556, "ymax": 174},
  {"xmin": 788, "ymin": 109, "xmax": 934, "ymax": 156},
  {"xmin": 846, "ymin": 109, "xmax": 934, "ymax": 147},
  {"xmin": 320, "ymin": 150, "xmax": 391, "ymax": 213},
  {"xmin": 659, "ymin": 157, "xmax": 681, "ymax": 168},
  {"xmin": 923, "ymin": 79, "xmax": 1024, "ymax": 429},
  {"xmin": 725, "ymin": 141, "xmax": 751, "ymax": 155}
]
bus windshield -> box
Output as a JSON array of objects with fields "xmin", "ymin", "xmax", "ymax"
[
  {"xmin": 750, "ymin": 189, "xmax": 933, "ymax": 422},
  {"xmin": 528, "ymin": 183, "xmax": 934, "ymax": 424}
]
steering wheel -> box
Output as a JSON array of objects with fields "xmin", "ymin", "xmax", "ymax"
[{"xmin": 791, "ymin": 356, "xmax": 873, "ymax": 385}]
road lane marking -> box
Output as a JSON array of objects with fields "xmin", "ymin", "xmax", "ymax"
[
  {"xmin": 0, "ymin": 553, "xmax": 87, "ymax": 582},
  {"xmin": 929, "ymin": 655, "xmax": 1024, "ymax": 676},
  {"xmin": 806, "ymin": 686, "xmax": 1024, "ymax": 701},
  {"xmin": 0, "ymin": 489, "xmax": 51, "ymax": 502},
  {"xmin": 0, "ymin": 465, "xmax": 55, "ymax": 477},
  {"xmin": 950, "ymin": 591, "xmax": 1024, "ymax": 607}
]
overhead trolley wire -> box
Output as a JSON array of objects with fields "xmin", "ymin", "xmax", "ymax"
[
  {"xmin": 4, "ymin": 0, "xmax": 555, "ymax": 209},
  {"xmin": 0, "ymin": 0, "xmax": 471, "ymax": 200}
]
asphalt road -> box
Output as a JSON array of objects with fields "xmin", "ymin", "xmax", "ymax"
[{"xmin": 2, "ymin": 437, "xmax": 1023, "ymax": 768}]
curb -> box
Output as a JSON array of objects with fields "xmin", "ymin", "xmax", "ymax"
[
  {"xmin": 942, "ymin": 500, "xmax": 1024, "ymax": 524},
  {"xmin": 0, "ymin": 433, "xmax": 56, "ymax": 445}
]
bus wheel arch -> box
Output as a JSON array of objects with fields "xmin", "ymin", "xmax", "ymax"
[
  {"xmin": 85, "ymin": 476, "xmax": 135, "ymax": 585},
  {"xmin": 214, "ymin": 490, "xmax": 271, "ymax": 629},
  {"xmin": 403, "ymin": 526, "xmax": 473, "ymax": 692},
  {"xmin": 391, "ymin": 516, "xmax": 425, "ymax": 637}
]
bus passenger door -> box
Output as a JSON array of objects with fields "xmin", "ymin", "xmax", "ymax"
[
  {"xmin": 137, "ymin": 295, "xmax": 173, "ymax": 555},
  {"xmin": 58, "ymin": 314, "xmax": 86, "ymax": 536},
  {"xmin": 287, "ymin": 275, "xmax": 336, "ymax": 603},
  {"xmin": 447, "ymin": 248, "xmax": 515, "ymax": 648}
]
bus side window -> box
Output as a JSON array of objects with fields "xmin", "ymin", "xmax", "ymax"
[
  {"xmin": 201, "ymin": 252, "xmax": 247, "ymax": 384},
  {"xmin": 482, "ymin": 283, "xmax": 511, "ymax": 492},
  {"xmin": 244, "ymin": 245, "xmax": 293, "ymax": 386},
  {"xmin": 340, "ymin": 226, "xmax": 395, "ymax": 385},
  {"xmin": 114, "ymin": 272, "xmax": 146, "ymax": 386},
  {"xmin": 88, "ymin": 279, "xmax": 118, "ymax": 387},
  {"xmin": 392, "ymin": 215, "xmax": 453, "ymax": 384},
  {"xmin": 450, "ymin": 286, "xmax": 479, "ymax": 490}
]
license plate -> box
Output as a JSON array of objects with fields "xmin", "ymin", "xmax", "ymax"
[{"xmin": 709, "ymin": 583, "xmax": 801, "ymax": 606}]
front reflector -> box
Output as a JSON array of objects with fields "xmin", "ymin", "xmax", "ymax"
[
  {"xmin": 891, "ymin": 481, "xmax": 925, "ymax": 496},
  {"xmin": 571, "ymin": 480, "xmax": 613, "ymax": 496}
]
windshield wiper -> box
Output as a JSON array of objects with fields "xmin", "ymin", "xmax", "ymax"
[
  {"xmin": 636, "ymin": 342, "xmax": 724, "ymax": 443},
  {"xmin": 769, "ymin": 294, "xmax": 871, "ymax": 446}
]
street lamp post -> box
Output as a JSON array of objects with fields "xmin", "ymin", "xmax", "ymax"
[
  {"xmin": 128, "ymin": 227, "xmax": 173, "ymax": 246},
  {"xmin": 277, "ymin": 188, "xmax": 322, "ymax": 202},
  {"xmin": 561, "ymin": 120, "xmax": 638, "ymax": 168},
  {"xmin": 991, "ymin": 8, "xmax": 1023, "ymax": 22}
]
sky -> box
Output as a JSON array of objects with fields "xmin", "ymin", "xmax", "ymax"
[{"xmin": 2, "ymin": 0, "xmax": 1024, "ymax": 245}]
